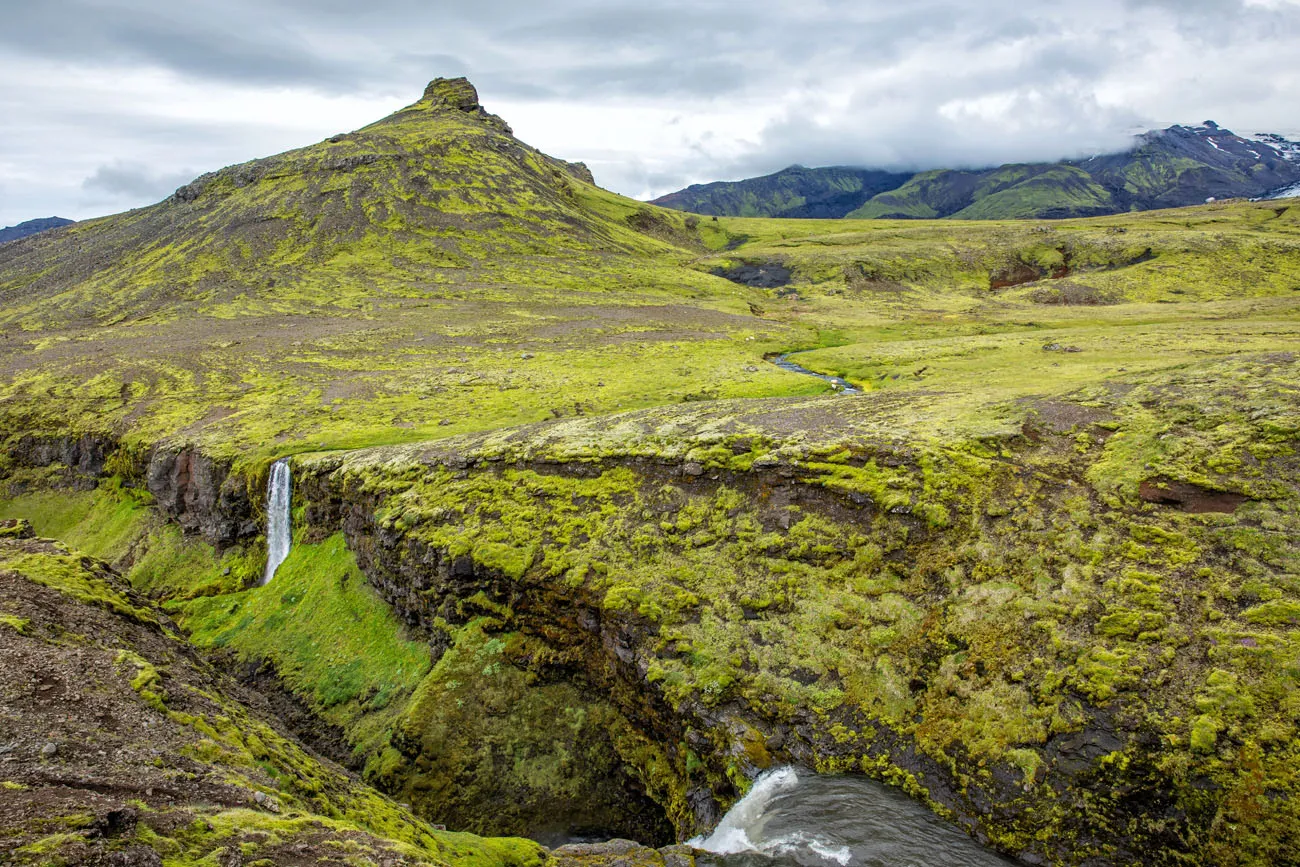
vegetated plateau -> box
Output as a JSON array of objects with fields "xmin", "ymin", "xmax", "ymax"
[{"xmin": 1, "ymin": 77, "xmax": 1298, "ymax": 867}]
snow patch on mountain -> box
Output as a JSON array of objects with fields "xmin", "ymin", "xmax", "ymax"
[{"xmin": 1249, "ymin": 133, "xmax": 1300, "ymax": 163}]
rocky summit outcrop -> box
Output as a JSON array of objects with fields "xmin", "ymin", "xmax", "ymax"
[{"xmin": 425, "ymin": 76, "xmax": 483, "ymax": 112}]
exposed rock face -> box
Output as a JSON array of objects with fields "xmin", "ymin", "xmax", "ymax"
[
  {"xmin": 10, "ymin": 434, "xmax": 112, "ymax": 487},
  {"xmin": 424, "ymin": 77, "xmax": 482, "ymax": 112},
  {"xmin": 1138, "ymin": 477, "xmax": 1247, "ymax": 513},
  {"xmin": 563, "ymin": 160, "xmax": 596, "ymax": 185},
  {"xmin": 6, "ymin": 434, "xmax": 257, "ymax": 549},
  {"xmin": 293, "ymin": 456, "xmax": 1025, "ymax": 847},
  {"xmin": 419, "ymin": 77, "xmax": 513, "ymax": 134},
  {"xmin": 144, "ymin": 447, "xmax": 256, "ymax": 549},
  {"xmin": 710, "ymin": 262, "xmax": 792, "ymax": 289}
]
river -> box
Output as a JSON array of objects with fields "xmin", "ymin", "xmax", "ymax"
[
  {"xmin": 690, "ymin": 768, "xmax": 1016, "ymax": 867},
  {"xmin": 768, "ymin": 354, "xmax": 860, "ymax": 394}
]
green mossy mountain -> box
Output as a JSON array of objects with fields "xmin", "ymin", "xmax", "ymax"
[
  {"xmin": 650, "ymin": 166, "xmax": 913, "ymax": 218},
  {"xmin": 1, "ymin": 78, "xmax": 1299, "ymax": 866},
  {"xmin": 653, "ymin": 122, "xmax": 1300, "ymax": 220}
]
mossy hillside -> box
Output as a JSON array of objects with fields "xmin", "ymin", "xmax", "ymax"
[
  {"xmin": 0, "ymin": 80, "xmax": 694, "ymax": 329},
  {"xmin": 649, "ymin": 165, "xmax": 913, "ymax": 219},
  {"xmin": 0, "ymin": 537, "xmax": 546, "ymax": 867},
  {"xmin": 169, "ymin": 519, "xmax": 676, "ymax": 841},
  {"xmin": 693, "ymin": 201, "xmax": 1300, "ymax": 396},
  {"xmin": 304, "ymin": 350, "xmax": 1300, "ymax": 864},
  {"xmin": 0, "ymin": 478, "xmax": 155, "ymax": 566},
  {"xmin": 846, "ymin": 164, "xmax": 1116, "ymax": 220},
  {"xmin": 709, "ymin": 200, "xmax": 1300, "ymax": 304},
  {"xmin": 178, "ymin": 533, "xmax": 433, "ymax": 760},
  {"xmin": 660, "ymin": 126, "xmax": 1300, "ymax": 222},
  {"xmin": 0, "ymin": 80, "xmax": 824, "ymax": 467}
]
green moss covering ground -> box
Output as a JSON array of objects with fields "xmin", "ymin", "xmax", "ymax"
[{"xmin": 0, "ymin": 535, "xmax": 547, "ymax": 867}]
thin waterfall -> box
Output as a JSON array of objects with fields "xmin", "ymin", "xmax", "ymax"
[{"xmin": 262, "ymin": 459, "xmax": 292, "ymax": 586}]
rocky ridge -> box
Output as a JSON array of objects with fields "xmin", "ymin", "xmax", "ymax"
[
  {"xmin": 653, "ymin": 122, "xmax": 1300, "ymax": 220},
  {"xmin": 0, "ymin": 217, "xmax": 74, "ymax": 246}
]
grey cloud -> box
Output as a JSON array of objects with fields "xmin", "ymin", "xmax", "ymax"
[{"xmin": 81, "ymin": 162, "xmax": 197, "ymax": 201}]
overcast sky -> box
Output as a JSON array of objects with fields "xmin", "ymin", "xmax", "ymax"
[{"xmin": 3, "ymin": 0, "xmax": 1299, "ymax": 226}]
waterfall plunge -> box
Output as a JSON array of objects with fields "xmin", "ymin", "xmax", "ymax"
[{"xmin": 262, "ymin": 459, "xmax": 292, "ymax": 586}]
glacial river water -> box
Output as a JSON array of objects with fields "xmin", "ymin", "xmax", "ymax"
[
  {"xmin": 690, "ymin": 768, "xmax": 1016, "ymax": 867},
  {"xmin": 768, "ymin": 354, "xmax": 860, "ymax": 394}
]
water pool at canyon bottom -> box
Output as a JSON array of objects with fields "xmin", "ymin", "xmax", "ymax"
[{"xmin": 690, "ymin": 768, "xmax": 1016, "ymax": 867}]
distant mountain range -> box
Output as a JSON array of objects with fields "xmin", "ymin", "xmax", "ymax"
[
  {"xmin": 0, "ymin": 216, "xmax": 74, "ymax": 245},
  {"xmin": 652, "ymin": 122, "xmax": 1300, "ymax": 220}
]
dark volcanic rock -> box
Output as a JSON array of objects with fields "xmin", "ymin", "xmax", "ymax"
[
  {"xmin": 1138, "ymin": 477, "xmax": 1248, "ymax": 513},
  {"xmin": 711, "ymin": 262, "xmax": 792, "ymax": 288},
  {"xmin": 145, "ymin": 446, "xmax": 257, "ymax": 548}
]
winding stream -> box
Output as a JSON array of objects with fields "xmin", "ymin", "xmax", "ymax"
[
  {"xmin": 691, "ymin": 768, "xmax": 1015, "ymax": 867},
  {"xmin": 768, "ymin": 353, "xmax": 860, "ymax": 394}
]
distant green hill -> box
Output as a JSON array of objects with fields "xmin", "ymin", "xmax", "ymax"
[
  {"xmin": 0, "ymin": 216, "xmax": 73, "ymax": 245},
  {"xmin": 654, "ymin": 121, "xmax": 1300, "ymax": 220},
  {"xmin": 650, "ymin": 165, "xmax": 912, "ymax": 218}
]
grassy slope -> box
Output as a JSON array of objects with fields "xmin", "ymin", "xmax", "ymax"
[
  {"xmin": 0, "ymin": 534, "xmax": 544, "ymax": 867},
  {"xmin": 0, "ymin": 76, "xmax": 1298, "ymax": 863},
  {"xmin": 0, "ymin": 84, "xmax": 815, "ymax": 467},
  {"xmin": 847, "ymin": 164, "xmax": 1117, "ymax": 220}
]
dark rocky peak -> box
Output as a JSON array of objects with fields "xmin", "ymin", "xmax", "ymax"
[
  {"xmin": 1252, "ymin": 132, "xmax": 1300, "ymax": 162},
  {"xmin": 423, "ymin": 77, "xmax": 481, "ymax": 112},
  {"xmin": 416, "ymin": 76, "xmax": 513, "ymax": 135}
]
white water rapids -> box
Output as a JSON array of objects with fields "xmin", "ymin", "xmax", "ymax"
[
  {"xmin": 689, "ymin": 768, "xmax": 1014, "ymax": 867},
  {"xmin": 261, "ymin": 459, "xmax": 292, "ymax": 586}
]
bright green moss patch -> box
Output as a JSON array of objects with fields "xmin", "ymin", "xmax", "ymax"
[
  {"xmin": 0, "ymin": 544, "xmax": 157, "ymax": 624},
  {"xmin": 1242, "ymin": 599, "xmax": 1300, "ymax": 627},
  {"xmin": 0, "ymin": 479, "xmax": 153, "ymax": 566},
  {"xmin": 0, "ymin": 612, "xmax": 30, "ymax": 633},
  {"xmin": 127, "ymin": 522, "xmax": 257, "ymax": 600},
  {"xmin": 178, "ymin": 533, "xmax": 431, "ymax": 749}
]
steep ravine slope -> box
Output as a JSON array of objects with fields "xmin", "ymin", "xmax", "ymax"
[
  {"xmin": 287, "ymin": 354, "xmax": 1300, "ymax": 867},
  {"xmin": 0, "ymin": 524, "xmax": 547, "ymax": 867}
]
